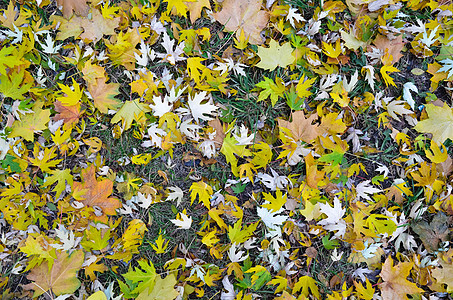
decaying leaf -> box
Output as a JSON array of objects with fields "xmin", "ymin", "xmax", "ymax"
[
  {"xmin": 24, "ymin": 250, "xmax": 84, "ymax": 297},
  {"xmin": 213, "ymin": 0, "xmax": 268, "ymax": 44}
]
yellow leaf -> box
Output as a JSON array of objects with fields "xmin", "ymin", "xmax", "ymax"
[
  {"xmin": 256, "ymin": 39, "xmax": 295, "ymax": 71},
  {"xmin": 296, "ymin": 75, "xmax": 316, "ymax": 99},
  {"xmin": 292, "ymin": 275, "xmax": 319, "ymax": 299},
  {"xmin": 354, "ymin": 279, "xmax": 374, "ymax": 300},
  {"xmin": 322, "ymin": 40, "xmax": 342, "ymax": 58},
  {"xmin": 268, "ymin": 276, "xmax": 288, "ymax": 293},
  {"xmin": 262, "ymin": 189, "xmax": 287, "ymax": 212},
  {"xmin": 425, "ymin": 140, "xmax": 448, "ymax": 163},
  {"xmin": 380, "ymin": 65, "xmax": 399, "ymax": 87},
  {"xmin": 189, "ymin": 181, "xmax": 213, "ymax": 209},
  {"xmin": 228, "ymin": 219, "xmax": 258, "ymax": 244},
  {"xmin": 414, "ymin": 102, "xmax": 453, "ymax": 144},
  {"xmin": 201, "ymin": 229, "xmax": 219, "ymax": 247},
  {"xmin": 9, "ymin": 103, "xmax": 50, "ymax": 142},
  {"xmin": 137, "ymin": 274, "xmax": 179, "ymax": 300},
  {"xmin": 151, "ymin": 231, "xmax": 169, "ymax": 254},
  {"xmin": 87, "ymin": 291, "xmax": 108, "ymax": 300},
  {"xmin": 57, "ymin": 78, "xmax": 83, "ymax": 106}
]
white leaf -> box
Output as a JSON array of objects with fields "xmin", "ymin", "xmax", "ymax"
[
  {"xmin": 361, "ymin": 65, "xmax": 375, "ymax": 91},
  {"xmin": 286, "ymin": 7, "xmax": 305, "ymax": 28},
  {"xmin": 343, "ymin": 70, "xmax": 359, "ymax": 93},
  {"xmin": 386, "ymin": 100, "xmax": 413, "ymax": 121},
  {"xmin": 232, "ymin": 124, "xmax": 255, "ymax": 145},
  {"xmin": 375, "ymin": 164, "xmax": 389, "ymax": 178},
  {"xmin": 136, "ymin": 192, "xmax": 153, "ymax": 209},
  {"xmin": 355, "ymin": 180, "xmax": 382, "ymax": 201},
  {"xmin": 402, "ymin": 82, "xmax": 418, "ymax": 109},
  {"xmin": 170, "ymin": 212, "xmax": 192, "ymax": 229},
  {"xmin": 188, "ymin": 91, "xmax": 218, "ymax": 123},
  {"xmin": 438, "ymin": 58, "xmax": 453, "ymax": 79},
  {"xmin": 330, "ymin": 248, "xmax": 343, "ymax": 262},
  {"xmin": 155, "ymin": 32, "xmax": 186, "ymax": 65},
  {"xmin": 50, "ymin": 225, "xmax": 79, "ymax": 251},
  {"xmin": 361, "ymin": 241, "xmax": 382, "ymax": 259},
  {"xmin": 167, "ymin": 186, "xmax": 184, "ymax": 206},
  {"xmin": 318, "ymin": 197, "xmax": 346, "ymax": 238},
  {"xmin": 227, "ymin": 242, "xmax": 248, "ymax": 263},
  {"xmin": 220, "ymin": 276, "xmax": 236, "ymax": 300},
  {"xmin": 257, "ymin": 206, "xmax": 287, "ymax": 237},
  {"xmin": 149, "ymin": 95, "xmax": 172, "ymax": 117},
  {"xmin": 352, "ymin": 267, "xmax": 373, "ymax": 282}
]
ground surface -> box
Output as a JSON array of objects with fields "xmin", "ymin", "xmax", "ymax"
[{"xmin": 1, "ymin": 0, "xmax": 453, "ymax": 299}]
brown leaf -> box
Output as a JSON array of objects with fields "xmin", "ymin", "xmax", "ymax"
[
  {"xmin": 372, "ymin": 35, "xmax": 405, "ymax": 64},
  {"xmin": 54, "ymin": 100, "xmax": 83, "ymax": 127},
  {"xmin": 56, "ymin": 0, "xmax": 89, "ymax": 19},
  {"xmin": 87, "ymin": 78, "xmax": 121, "ymax": 114},
  {"xmin": 379, "ymin": 256, "xmax": 424, "ymax": 300},
  {"xmin": 411, "ymin": 212, "xmax": 451, "ymax": 253},
  {"xmin": 277, "ymin": 111, "xmax": 321, "ymax": 143},
  {"xmin": 186, "ymin": 0, "xmax": 211, "ymax": 23},
  {"xmin": 24, "ymin": 250, "xmax": 84, "ymax": 297},
  {"xmin": 73, "ymin": 165, "xmax": 122, "ymax": 221},
  {"xmin": 212, "ymin": 0, "xmax": 268, "ymax": 45},
  {"xmin": 79, "ymin": 9, "xmax": 120, "ymax": 42}
]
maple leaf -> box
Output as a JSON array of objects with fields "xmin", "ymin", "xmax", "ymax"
[
  {"xmin": 170, "ymin": 211, "xmax": 193, "ymax": 229},
  {"xmin": 213, "ymin": 0, "xmax": 268, "ymax": 45},
  {"xmin": 411, "ymin": 212, "xmax": 450, "ymax": 252},
  {"xmin": 414, "ymin": 102, "xmax": 453, "ymax": 144},
  {"xmin": 431, "ymin": 250, "xmax": 453, "ymax": 292},
  {"xmin": 379, "ymin": 256, "xmax": 424, "ymax": 299},
  {"xmin": 187, "ymin": 91, "xmax": 219, "ymax": 123},
  {"xmin": 355, "ymin": 180, "xmax": 382, "ymax": 201},
  {"xmin": 136, "ymin": 273, "xmax": 179, "ymax": 300},
  {"xmin": 380, "ymin": 65, "xmax": 399, "ymax": 87},
  {"xmin": 0, "ymin": 46, "xmax": 23, "ymax": 74},
  {"xmin": 277, "ymin": 111, "xmax": 321, "ymax": 143},
  {"xmin": 373, "ymin": 35, "xmax": 405, "ymax": 64},
  {"xmin": 72, "ymin": 165, "xmax": 122, "ymax": 220},
  {"xmin": 292, "ymin": 276, "xmax": 320, "ymax": 299},
  {"xmin": 189, "ymin": 181, "xmax": 213, "ymax": 208},
  {"xmin": 43, "ymin": 169, "xmax": 73, "ymax": 199},
  {"xmin": 9, "ymin": 103, "xmax": 50, "ymax": 142},
  {"xmin": 24, "ymin": 250, "xmax": 84, "ymax": 297},
  {"xmin": 111, "ymin": 99, "xmax": 151, "ymax": 131},
  {"xmin": 57, "ymin": 78, "xmax": 83, "ymax": 106},
  {"xmin": 151, "ymin": 231, "xmax": 169, "ymax": 254},
  {"xmin": 57, "ymin": 0, "xmax": 89, "ymax": 18},
  {"xmin": 256, "ymin": 39, "xmax": 295, "ymax": 71},
  {"xmin": 54, "ymin": 100, "xmax": 83, "ymax": 127},
  {"xmin": 318, "ymin": 197, "xmax": 346, "ymax": 238},
  {"xmin": 0, "ymin": 69, "xmax": 32, "ymax": 100},
  {"xmin": 256, "ymin": 76, "xmax": 286, "ymax": 106},
  {"xmin": 122, "ymin": 260, "xmax": 157, "ymax": 295},
  {"xmin": 186, "ymin": 0, "xmax": 211, "ymax": 23},
  {"xmin": 261, "ymin": 189, "xmax": 287, "ymax": 212},
  {"xmin": 87, "ymin": 78, "xmax": 121, "ymax": 113}
]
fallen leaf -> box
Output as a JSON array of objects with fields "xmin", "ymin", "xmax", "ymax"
[
  {"xmin": 213, "ymin": 0, "xmax": 268, "ymax": 45},
  {"xmin": 414, "ymin": 102, "xmax": 453, "ymax": 144},
  {"xmin": 72, "ymin": 165, "xmax": 122, "ymax": 221},
  {"xmin": 411, "ymin": 212, "xmax": 450, "ymax": 253},
  {"xmin": 379, "ymin": 256, "xmax": 424, "ymax": 299},
  {"xmin": 255, "ymin": 39, "xmax": 295, "ymax": 71},
  {"xmin": 57, "ymin": 0, "xmax": 89, "ymax": 18},
  {"xmin": 373, "ymin": 35, "xmax": 405, "ymax": 64},
  {"xmin": 24, "ymin": 250, "xmax": 84, "ymax": 297},
  {"xmin": 277, "ymin": 111, "xmax": 321, "ymax": 143}
]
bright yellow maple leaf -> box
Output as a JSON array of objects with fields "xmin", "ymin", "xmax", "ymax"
[
  {"xmin": 414, "ymin": 102, "xmax": 453, "ymax": 144},
  {"xmin": 380, "ymin": 65, "xmax": 399, "ymax": 87},
  {"xmin": 189, "ymin": 181, "xmax": 213, "ymax": 209},
  {"xmin": 57, "ymin": 78, "xmax": 83, "ymax": 106},
  {"xmin": 151, "ymin": 231, "xmax": 169, "ymax": 254},
  {"xmin": 256, "ymin": 39, "xmax": 295, "ymax": 71},
  {"xmin": 262, "ymin": 189, "xmax": 287, "ymax": 212}
]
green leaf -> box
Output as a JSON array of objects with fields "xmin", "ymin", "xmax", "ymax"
[{"xmin": 122, "ymin": 260, "xmax": 157, "ymax": 296}]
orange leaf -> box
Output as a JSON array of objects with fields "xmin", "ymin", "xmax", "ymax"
[
  {"xmin": 73, "ymin": 165, "xmax": 122, "ymax": 221},
  {"xmin": 379, "ymin": 256, "xmax": 424, "ymax": 299},
  {"xmin": 87, "ymin": 78, "xmax": 121, "ymax": 114}
]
